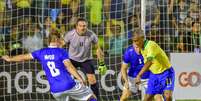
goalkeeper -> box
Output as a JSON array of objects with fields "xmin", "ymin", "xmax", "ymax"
[
  {"xmin": 63, "ymin": 18, "xmax": 107, "ymax": 99},
  {"xmin": 120, "ymin": 42, "xmax": 150, "ymax": 101}
]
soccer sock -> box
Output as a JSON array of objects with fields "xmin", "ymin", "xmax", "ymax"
[
  {"xmin": 89, "ymin": 97, "xmax": 97, "ymax": 101},
  {"xmin": 90, "ymin": 83, "xmax": 99, "ymax": 99}
]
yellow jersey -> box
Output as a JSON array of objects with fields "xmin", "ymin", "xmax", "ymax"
[
  {"xmin": 61, "ymin": 0, "xmax": 71, "ymax": 5},
  {"xmin": 141, "ymin": 40, "xmax": 171, "ymax": 74},
  {"xmin": 0, "ymin": 0, "xmax": 5, "ymax": 12},
  {"xmin": 16, "ymin": 0, "xmax": 30, "ymax": 8}
]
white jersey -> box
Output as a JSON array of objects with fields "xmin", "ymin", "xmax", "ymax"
[{"xmin": 64, "ymin": 29, "xmax": 98, "ymax": 62}]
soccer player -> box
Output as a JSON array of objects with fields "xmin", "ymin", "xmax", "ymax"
[
  {"xmin": 2, "ymin": 31, "xmax": 97, "ymax": 101},
  {"xmin": 63, "ymin": 18, "xmax": 107, "ymax": 99},
  {"xmin": 133, "ymin": 29, "xmax": 175, "ymax": 101},
  {"xmin": 120, "ymin": 41, "xmax": 150, "ymax": 101}
]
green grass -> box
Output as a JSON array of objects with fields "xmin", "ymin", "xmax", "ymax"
[
  {"xmin": 100, "ymin": 100, "xmax": 201, "ymax": 101},
  {"xmin": 176, "ymin": 100, "xmax": 201, "ymax": 101}
]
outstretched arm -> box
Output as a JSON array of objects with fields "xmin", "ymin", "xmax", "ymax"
[
  {"xmin": 2, "ymin": 54, "xmax": 33, "ymax": 62},
  {"xmin": 63, "ymin": 59, "xmax": 85, "ymax": 84}
]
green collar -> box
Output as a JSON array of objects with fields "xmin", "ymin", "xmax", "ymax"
[{"xmin": 143, "ymin": 40, "xmax": 149, "ymax": 49}]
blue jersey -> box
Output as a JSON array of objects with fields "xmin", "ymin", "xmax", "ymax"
[
  {"xmin": 31, "ymin": 47, "xmax": 76, "ymax": 93},
  {"xmin": 123, "ymin": 45, "xmax": 150, "ymax": 79}
]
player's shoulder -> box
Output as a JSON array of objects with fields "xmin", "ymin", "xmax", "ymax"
[
  {"xmin": 148, "ymin": 40, "xmax": 157, "ymax": 45},
  {"xmin": 125, "ymin": 45, "xmax": 135, "ymax": 53},
  {"xmin": 31, "ymin": 48, "xmax": 47, "ymax": 55},
  {"xmin": 35, "ymin": 47, "xmax": 46, "ymax": 52},
  {"xmin": 147, "ymin": 40, "xmax": 158, "ymax": 48},
  {"xmin": 86, "ymin": 29, "xmax": 96, "ymax": 36},
  {"xmin": 126, "ymin": 45, "xmax": 134, "ymax": 50},
  {"xmin": 65, "ymin": 29, "xmax": 76, "ymax": 36},
  {"xmin": 41, "ymin": 47, "xmax": 66, "ymax": 52},
  {"xmin": 87, "ymin": 29, "xmax": 95, "ymax": 34},
  {"xmin": 53, "ymin": 47, "xmax": 67, "ymax": 52},
  {"xmin": 60, "ymin": 48, "xmax": 68, "ymax": 52}
]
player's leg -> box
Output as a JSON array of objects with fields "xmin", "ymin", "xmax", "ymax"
[
  {"xmin": 163, "ymin": 90, "xmax": 173, "ymax": 101},
  {"xmin": 87, "ymin": 94, "xmax": 97, "ymax": 101},
  {"xmin": 67, "ymin": 80, "xmax": 97, "ymax": 101},
  {"xmin": 69, "ymin": 59, "xmax": 81, "ymax": 68},
  {"xmin": 120, "ymin": 88, "xmax": 131, "ymax": 101},
  {"xmin": 140, "ymin": 79, "xmax": 148, "ymax": 100},
  {"xmin": 154, "ymin": 94, "xmax": 163, "ymax": 101},
  {"xmin": 81, "ymin": 60, "xmax": 99, "ymax": 99},
  {"xmin": 145, "ymin": 73, "xmax": 162, "ymax": 101},
  {"xmin": 143, "ymin": 94, "xmax": 154, "ymax": 101},
  {"xmin": 120, "ymin": 76, "xmax": 139, "ymax": 101},
  {"xmin": 52, "ymin": 93, "xmax": 69, "ymax": 101},
  {"xmin": 163, "ymin": 67, "xmax": 175, "ymax": 101},
  {"xmin": 86, "ymin": 74, "xmax": 98, "ymax": 96}
]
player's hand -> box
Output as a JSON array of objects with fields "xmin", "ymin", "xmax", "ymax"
[
  {"xmin": 124, "ymin": 81, "xmax": 129, "ymax": 89},
  {"xmin": 2, "ymin": 55, "xmax": 11, "ymax": 62},
  {"xmin": 135, "ymin": 75, "xmax": 141, "ymax": 85},
  {"xmin": 98, "ymin": 61, "xmax": 107, "ymax": 75}
]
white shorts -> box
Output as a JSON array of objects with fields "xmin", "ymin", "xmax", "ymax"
[
  {"xmin": 52, "ymin": 81, "xmax": 93, "ymax": 101},
  {"xmin": 123, "ymin": 76, "xmax": 148, "ymax": 93}
]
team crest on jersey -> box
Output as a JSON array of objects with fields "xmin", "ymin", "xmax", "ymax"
[{"xmin": 44, "ymin": 55, "xmax": 55, "ymax": 60}]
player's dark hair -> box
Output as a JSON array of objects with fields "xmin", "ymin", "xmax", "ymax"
[
  {"xmin": 48, "ymin": 29, "xmax": 61, "ymax": 43},
  {"xmin": 75, "ymin": 18, "xmax": 88, "ymax": 28}
]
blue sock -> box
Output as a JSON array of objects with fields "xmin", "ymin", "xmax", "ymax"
[{"xmin": 89, "ymin": 97, "xmax": 97, "ymax": 101}]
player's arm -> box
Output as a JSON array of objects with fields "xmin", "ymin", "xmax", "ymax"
[
  {"xmin": 135, "ymin": 60, "xmax": 152, "ymax": 85},
  {"xmin": 59, "ymin": 38, "xmax": 70, "ymax": 48},
  {"xmin": 63, "ymin": 59, "xmax": 85, "ymax": 83},
  {"xmin": 137, "ymin": 60, "xmax": 152, "ymax": 78},
  {"xmin": 121, "ymin": 62, "xmax": 129, "ymax": 83},
  {"xmin": 92, "ymin": 32, "xmax": 107, "ymax": 75},
  {"xmin": 95, "ymin": 43, "xmax": 104, "ymax": 62},
  {"xmin": 138, "ymin": 41, "xmax": 158, "ymax": 78},
  {"xmin": 121, "ymin": 48, "xmax": 131, "ymax": 89},
  {"xmin": 136, "ymin": 42, "xmax": 157, "ymax": 84},
  {"xmin": 61, "ymin": 32, "xmax": 70, "ymax": 48},
  {"xmin": 95, "ymin": 42, "xmax": 108, "ymax": 75},
  {"xmin": 2, "ymin": 54, "xmax": 33, "ymax": 62},
  {"xmin": 60, "ymin": 39, "xmax": 66, "ymax": 47}
]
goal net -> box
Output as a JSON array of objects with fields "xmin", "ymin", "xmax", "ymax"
[{"xmin": 0, "ymin": 0, "xmax": 200, "ymax": 101}]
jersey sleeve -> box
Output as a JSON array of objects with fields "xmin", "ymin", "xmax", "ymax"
[
  {"xmin": 64, "ymin": 32, "xmax": 71, "ymax": 43},
  {"xmin": 123, "ymin": 49, "xmax": 130, "ymax": 64},
  {"xmin": 146, "ymin": 41, "xmax": 158, "ymax": 61},
  {"xmin": 61, "ymin": 49, "xmax": 69, "ymax": 62},
  {"xmin": 31, "ymin": 49, "xmax": 41, "ymax": 60},
  {"xmin": 91, "ymin": 32, "xmax": 98, "ymax": 44}
]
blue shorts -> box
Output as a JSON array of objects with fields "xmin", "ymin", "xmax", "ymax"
[{"xmin": 146, "ymin": 67, "xmax": 175, "ymax": 95}]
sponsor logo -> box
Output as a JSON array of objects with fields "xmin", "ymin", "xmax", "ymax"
[{"xmin": 178, "ymin": 71, "xmax": 201, "ymax": 87}]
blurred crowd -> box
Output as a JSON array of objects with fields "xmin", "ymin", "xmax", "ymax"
[{"xmin": 0, "ymin": 0, "xmax": 201, "ymax": 56}]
